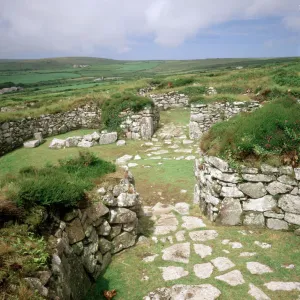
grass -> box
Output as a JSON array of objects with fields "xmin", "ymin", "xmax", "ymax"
[{"xmin": 0, "ymin": 224, "xmax": 49, "ymax": 300}]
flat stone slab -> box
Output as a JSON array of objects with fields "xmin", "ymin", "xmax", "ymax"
[
  {"xmin": 116, "ymin": 155, "xmax": 133, "ymax": 165},
  {"xmin": 175, "ymin": 230, "xmax": 186, "ymax": 242},
  {"xmin": 143, "ymin": 254, "xmax": 159, "ymax": 263},
  {"xmin": 211, "ymin": 257, "xmax": 235, "ymax": 272},
  {"xmin": 151, "ymin": 150, "xmax": 169, "ymax": 155},
  {"xmin": 154, "ymin": 214, "xmax": 178, "ymax": 235},
  {"xmin": 162, "ymin": 243, "xmax": 190, "ymax": 264},
  {"xmin": 181, "ymin": 216, "xmax": 206, "ymax": 230},
  {"xmin": 171, "ymin": 284, "xmax": 221, "ymax": 300},
  {"xmin": 248, "ymin": 283, "xmax": 270, "ymax": 300},
  {"xmin": 189, "ymin": 230, "xmax": 218, "ymax": 242},
  {"xmin": 215, "ymin": 270, "xmax": 245, "ymax": 286},
  {"xmin": 152, "ymin": 203, "xmax": 174, "ymax": 216},
  {"xmin": 144, "ymin": 284, "xmax": 221, "ymax": 300},
  {"xmin": 160, "ymin": 266, "xmax": 189, "ymax": 281},
  {"xmin": 194, "ymin": 263, "xmax": 214, "ymax": 279},
  {"xmin": 24, "ymin": 140, "xmax": 40, "ymax": 148},
  {"xmin": 247, "ymin": 262, "xmax": 273, "ymax": 275},
  {"xmin": 229, "ymin": 242, "xmax": 243, "ymax": 249},
  {"xmin": 254, "ymin": 241, "xmax": 272, "ymax": 249},
  {"xmin": 240, "ymin": 252, "xmax": 257, "ymax": 257},
  {"xmin": 174, "ymin": 202, "xmax": 190, "ymax": 215},
  {"xmin": 194, "ymin": 244, "xmax": 213, "ymax": 258},
  {"xmin": 174, "ymin": 149, "xmax": 193, "ymax": 153},
  {"xmin": 264, "ymin": 281, "xmax": 300, "ymax": 291}
]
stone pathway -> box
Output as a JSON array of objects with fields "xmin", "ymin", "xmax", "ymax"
[
  {"xmin": 113, "ymin": 119, "xmax": 300, "ymax": 299},
  {"xmin": 143, "ymin": 208, "xmax": 294, "ymax": 299}
]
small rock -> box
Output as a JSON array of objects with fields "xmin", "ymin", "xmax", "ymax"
[
  {"xmin": 24, "ymin": 140, "xmax": 40, "ymax": 148},
  {"xmin": 143, "ymin": 254, "xmax": 159, "ymax": 263},
  {"xmin": 189, "ymin": 230, "xmax": 218, "ymax": 242},
  {"xmin": 175, "ymin": 230, "xmax": 186, "ymax": 242},
  {"xmin": 194, "ymin": 263, "xmax": 214, "ymax": 279},
  {"xmin": 246, "ymin": 262, "xmax": 273, "ymax": 275},
  {"xmin": 134, "ymin": 155, "xmax": 142, "ymax": 160},
  {"xmin": 264, "ymin": 281, "xmax": 300, "ymax": 291},
  {"xmin": 181, "ymin": 216, "xmax": 206, "ymax": 230},
  {"xmin": 240, "ymin": 252, "xmax": 257, "ymax": 257},
  {"xmin": 248, "ymin": 283, "xmax": 270, "ymax": 300},
  {"xmin": 194, "ymin": 244, "xmax": 212, "ymax": 258},
  {"xmin": 215, "ymin": 270, "xmax": 245, "ymax": 286},
  {"xmin": 116, "ymin": 140, "xmax": 126, "ymax": 146},
  {"xmin": 254, "ymin": 241, "xmax": 271, "ymax": 249},
  {"xmin": 162, "ymin": 243, "xmax": 190, "ymax": 264},
  {"xmin": 211, "ymin": 257, "xmax": 235, "ymax": 272},
  {"xmin": 160, "ymin": 266, "xmax": 189, "ymax": 281}
]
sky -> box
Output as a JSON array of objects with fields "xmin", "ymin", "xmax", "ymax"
[{"xmin": 0, "ymin": 0, "xmax": 299, "ymax": 60}]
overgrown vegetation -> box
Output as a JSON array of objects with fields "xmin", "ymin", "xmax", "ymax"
[
  {"xmin": 201, "ymin": 97, "xmax": 300, "ymax": 166},
  {"xmin": 2, "ymin": 151, "xmax": 115, "ymax": 210},
  {"xmin": 101, "ymin": 92, "xmax": 153, "ymax": 131},
  {"xmin": 0, "ymin": 225, "xmax": 48, "ymax": 300}
]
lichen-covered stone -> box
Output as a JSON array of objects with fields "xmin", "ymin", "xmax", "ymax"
[
  {"xmin": 238, "ymin": 182, "xmax": 267, "ymax": 199},
  {"xmin": 243, "ymin": 213, "xmax": 265, "ymax": 227},
  {"xmin": 111, "ymin": 232, "xmax": 136, "ymax": 253},
  {"xmin": 65, "ymin": 218, "xmax": 85, "ymax": 245},
  {"xmin": 278, "ymin": 195, "xmax": 300, "ymax": 214},
  {"xmin": 109, "ymin": 208, "xmax": 137, "ymax": 224},
  {"xmin": 267, "ymin": 218, "xmax": 288, "ymax": 230},
  {"xmin": 243, "ymin": 196, "xmax": 277, "ymax": 212},
  {"xmin": 218, "ymin": 198, "xmax": 242, "ymax": 226}
]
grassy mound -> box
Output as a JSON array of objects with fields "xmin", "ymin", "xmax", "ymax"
[
  {"xmin": 2, "ymin": 151, "xmax": 115, "ymax": 209},
  {"xmin": 101, "ymin": 92, "xmax": 153, "ymax": 131},
  {"xmin": 201, "ymin": 97, "xmax": 300, "ymax": 166}
]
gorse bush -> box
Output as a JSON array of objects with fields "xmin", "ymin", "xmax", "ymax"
[
  {"xmin": 201, "ymin": 97, "xmax": 300, "ymax": 165},
  {"xmin": 101, "ymin": 92, "xmax": 153, "ymax": 131},
  {"xmin": 181, "ymin": 85, "xmax": 206, "ymax": 97},
  {"xmin": 6, "ymin": 151, "xmax": 115, "ymax": 209},
  {"xmin": 273, "ymin": 70, "xmax": 300, "ymax": 87}
]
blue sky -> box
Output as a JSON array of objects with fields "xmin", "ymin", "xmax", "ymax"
[{"xmin": 0, "ymin": 0, "xmax": 299, "ymax": 60}]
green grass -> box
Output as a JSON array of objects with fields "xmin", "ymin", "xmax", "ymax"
[{"xmin": 0, "ymin": 72, "xmax": 81, "ymax": 84}]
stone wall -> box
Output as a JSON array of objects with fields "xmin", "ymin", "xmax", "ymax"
[
  {"xmin": 0, "ymin": 103, "xmax": 101, "ymax": 156},
  {"xmin": 148, "ymin": 91, "xmax": 189, "ymax": 110},
  {"xmin": 31, "ymin": 173, "xmax": 142, "ymax": 300},
  {"xmin": 120, "ymin": 106, "xmax": 160, "ymax": 140},
  {"xmin": 189, "ymin": 101, "xmax": 260, "ymax": 139},
  {"xmin": 194, "ymin": 155, "xmax": 300, "ymax": 231},
  {"xmin": 0, "ymin": 104, "xmax": 160, "ymax": 156}
]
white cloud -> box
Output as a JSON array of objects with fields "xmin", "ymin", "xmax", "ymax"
[{"xmin": 0, "ymin": 0, "xmax": 299, "ymax": 57}]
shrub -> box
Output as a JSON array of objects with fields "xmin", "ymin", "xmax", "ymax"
[
  {"xmin": 6, "ymin": 151, "xmax": 115, "ymax": 209},
  {"xmin": 201, "ymin": 97, "xmax": 300, "ymax": 165},
  {"xmin": 181, "ymin": 86, "xmax": 207, "ymax": 97},
  {"xmin": 101, "ymin": 92, "xmax": 153, "ymax": 131},
  {"xmin": 273, "ymin": 70, "xmax": 300, "ymax": 87}
]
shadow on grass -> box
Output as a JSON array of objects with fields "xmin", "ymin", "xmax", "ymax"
[{"xmin": 138, "ymin": 216, "xmax": 155, "ymax": 237}]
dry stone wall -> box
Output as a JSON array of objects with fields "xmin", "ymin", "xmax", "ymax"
[
  {"xmin": 32, "ymin": 173, "xmax": 143, "ymax": 300},
  {"xmin": 147, "ymin": 91, "xmax": 189, "ymax": 110},
  {"xmin": 0, "ymin": 103, "xmax": 101, "ymax": 156},
  {"xmin": 0, "ymin": 105, "xmax": 160, "ymax": 156},
  {"xmin": 120, "ymin": 106, "xmax": 160, "ymax": 140},
  {"xmin": 194, "ymin": 155, "xmax": 300, "ymax": 231},
  {"xmin": 189, "ymin": 101, "xmax": 260, "ymax": 139}
]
